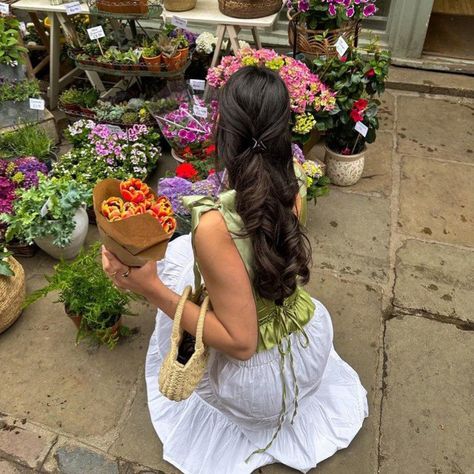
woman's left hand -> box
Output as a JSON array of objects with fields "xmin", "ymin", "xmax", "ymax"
[{"xmin": 101, "ymin": 246, "xmax": 160, "ymax": 297}]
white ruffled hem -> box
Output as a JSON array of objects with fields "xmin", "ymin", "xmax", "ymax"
[{"xmin": 144, "ymin": 235, "xmax": 368, "ymax": 473}]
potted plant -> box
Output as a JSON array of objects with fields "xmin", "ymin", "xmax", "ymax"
[
  {"xmin": 0, "ymin": 16, "xmax": 28, "ymax": 78},
  {"xmin": 24, "ymin": 243, "xmax": 137, "ymax": 349},
  {"xmin": 287, "ymin": 0, "xmax": 378, "ymax": 58},
  {"xmin": 59, "ymin": 87, "xmax": 84, "ymax": 113},
  {"xmin": 159, "ymin": 35, "xmax": 183, "ymax": 72},
  {"xmin": 0, "ymin": 245, "xmax": 26, "ymax": 334},
  {"xmin": 312, "ymin": 40, "xmax": 390, "ymax": 185},
  {"xmin": 0, "ymin": 175, "xmax": 91, "ymax": 259},
  {"xmin": 0, "ymin": 157, "xmax": 49, "ymax": 256},
  {"xmin": 175, "ymin": 34, "xmax": 190, "ymax": 61},
  {"xmin": 142, "ymin": 41, "xmax": 162, "ymax": 71}
]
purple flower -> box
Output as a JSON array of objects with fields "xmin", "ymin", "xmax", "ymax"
[
  {"xmin": 363, "ymin": 3, "xmax": 377, "ymax": 16},
  {"xmin": 328, "ymin": 3, "xmax": 337, "ymax": 15},
  {"xmin": 346, "ymin": 6, "xmax": 355, "ymax": 17},
  {"xmin": 298, "ymin": 0, "xmax": 309, "ymax": 12}
]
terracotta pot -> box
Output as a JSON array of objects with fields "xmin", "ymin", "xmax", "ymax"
[
  {"xmin": 65, "ymin": 307, "xmax": 122, "ymax": 336},
  {"xmin": 324, "ymin": 145, "xmax": 366, "ymax": 186},
  {"xmin": 143, "ymin": 53, "xmax": 162, "ymax": 71},
  {"xmin": 178, "ymin": 47, "xmax": 189, "ymax": 62},
  {"xmin": 163, "ymin": 51, "xmax": 185, "ymax": 72},
  {"xmin": 96, "ymin": 0, "xmax": 148, "ymax": 15}
]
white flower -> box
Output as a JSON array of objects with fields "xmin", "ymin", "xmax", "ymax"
[
  {"xmin": 196, "ymin": 32, "xmax": 217, "ymax": 54},
  {"xmin": 221, "ymin": 39, "xmax": 250, "ymax": 51}
]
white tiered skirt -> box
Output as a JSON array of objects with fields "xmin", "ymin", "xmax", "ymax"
[{"xmin": 145, "ymin": 235, "xmax": 368, "ymax": 474}]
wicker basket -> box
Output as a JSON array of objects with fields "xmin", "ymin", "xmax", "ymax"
[
  {"xmin": 164, "ymin": 0, "xmax": 196, "ymax": 12},
  {"xmin": 96, "ymin": 0, "xmax": 148, "ymax": 14},
  {"xmin": 218, "ymin": 0, "xmax": 282, "ymax": 19},
  {"xmin": 288, "ymin": 9, "xmax": 358, "ymax": 59},
  {"xmin": 159, "ymin": 286, "xmax": 210, "ymax": 401},
  {"xmin": 6, "ymin": 240, "xmax": 37, "ymax": 258},
  {"xmin": 0, "ymin": 257, "xmax": 26, "ymax": 334}
]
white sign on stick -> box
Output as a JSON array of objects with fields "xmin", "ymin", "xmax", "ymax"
[
  {"xmin": 29, "ymin": 98, "xmax": 45, "ymax": 110},
  {"xmin": 190, "ymin": 79, "xmax": 206, "ymax": 91},
  {"xmin": 87, "ymin": 26, "xmax": 105, "ymax": 40},
  {"xmin": 354, "ymin": 121, "xmax": 369, "ymax": 137},
  {"xmin": 0, "ymin": 3, "xmax": 10, "ymax": 15},
  {"xmin": 65, "ymin": 2, "xmax": 82, "ymax": 15},
  {"xmin": 335, "ymin": 36, "xmax": 349, "ymax": 57},
  {"xmin": 171, "ymin": 16, "xmax": 187, "ymax": 29},
  {"xmin": 193, "ymin": 105, "xmax": 208, "ymax": 119}
]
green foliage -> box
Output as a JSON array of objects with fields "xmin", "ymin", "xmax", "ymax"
[
  {"xmin": 312, "ymin": 40, "xmax": 391, "ymax": 153},
  {"xmin": 0, "ymin": 175, "xmax": 91, "ymax": 247},
  {"xmin": 307, "ymin": 175, "xmax": 330, "ymax": 203},
  {"xmin": 0, "ymin": 79, "xmax": 41, "ymax": 102},
  {"xmin": 121, "ymin": 111, "xmax": 139, "ymax": 125},
  {"xmin": 59, "ymin": 87, "xmax": 100, "ymax": 109},
  {"xmin": 24, "ymin": 243, "xmax": 137, "ymax": 349},
  {"xmin": 0, "ymin": 246, "xmax": 14, "ymax": 277},
  {"xmin": 0, "ymin": 122, "xmax": 54, "ymax": 160},
  {"xmin": 0, "ymin": 16, "xmax": 28, "ymax": 66}
]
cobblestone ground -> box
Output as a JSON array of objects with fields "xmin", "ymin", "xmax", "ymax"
[{"xmin": 0, "ymin": 88, "xmax": 473, "ymax": 474}]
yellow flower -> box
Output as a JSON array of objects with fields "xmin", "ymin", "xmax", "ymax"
[
  {"xmin": 292, "ymin": 113, "xmax": 316, "ymax": 135},
  {"xmin": 242, "ymin": 56, "xmax": 259, "ymax": 67},
  {"xmin": 306, "ymin": 176, "xmax": 314, "ymax": 188}
]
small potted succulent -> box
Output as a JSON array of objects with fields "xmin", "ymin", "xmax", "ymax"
[
  {"xmin": 0, "ymin": 175, "xmax": 91, "ymax": 260},
  {"xmin": 0, "ymin": 244, "xmax": 26, "ymax": 334},
  {"xmin": 24, "ymin": 243, "xmax": 137, "ymax": 349},
  {"xmin": 159, "ymin": 35, "xmax": 182, "ymax": 72},
  {"xmin": 142, "ymin": 40, "xmax": 162, "ymax": 71}
]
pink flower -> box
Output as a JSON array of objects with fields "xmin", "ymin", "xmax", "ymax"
[{"xmin": 363, "ymin": 3, "xmax": 377, "ymax": 16}]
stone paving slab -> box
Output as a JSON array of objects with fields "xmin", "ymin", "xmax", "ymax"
[
  {"xmin": 378, "ymin": 91, "xmax": 395, "ymax": 131},
  {"xmin": 307, "ymin": 190, "xmax": 391, "ymax": 284},
  {"xmin": 0, "ymin": 416, "xmax": 56, "ymax": 470},
  {"xmin": 396, "ymin": 95, "xmax": 474, "ymax": 163},
  {"xmin": 380, "ymin": 316, "xmax": 474, "ymax": 474},
  {"xmin": 398, "ymin": 156, "xmax": 474, "ymax": 247},
  {"xmin": 0, "ymin": 280, "xmax": 156, "ymax": 438},
  {"xmin": 394, "ymin": 240, "xmax": 474, "ymax": 325},
  {"xmin": 0, "ymin": 459, "xmax": 32, "ymax": 473},
  {"xmin": 108, "ymin": 379, "xmax": 180, "ymax": 474}
]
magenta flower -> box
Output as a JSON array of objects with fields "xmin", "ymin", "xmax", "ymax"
[
  {"xmin": 363, "ymin": 3, "xmax": 376, "ymax": 16},
  {"xmin": 328, "ymin": 3, "xmax": 337, "ymax": 15}
]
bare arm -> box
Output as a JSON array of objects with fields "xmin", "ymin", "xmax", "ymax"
[{"xmin": 129, "ymin": 211, "xmax": 258, "ymax": 360}]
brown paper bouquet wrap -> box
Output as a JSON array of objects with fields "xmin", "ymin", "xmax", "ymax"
[{"xmin": 93, "ymin": 179, "xmax": 173, "ymax": 267}]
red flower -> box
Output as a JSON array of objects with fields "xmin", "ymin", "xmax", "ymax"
[
  {"xmin": 350, "ymin": 109, "xmax": 364, "ymax": 123},
  {"xmin": 208, "ymin": 168, "xmax": 215, "ymax": 176},
  {"xmin": 176, "ymin": 162, "xmax": 198, "ymax": 180},
  {"xmin": 340, "ymin": 56, "xmax": 348, "ymax": 63},
  {"xmin": 205, "ymin": 144, "xmax": 216, "ymax": 156},
  {"xmin": 366, "ymin": 68, "xmax": 375, "ymax": 78},
  {"xmin": 353, "ymin": 99, "xmax": 368, "ymax": 111}
]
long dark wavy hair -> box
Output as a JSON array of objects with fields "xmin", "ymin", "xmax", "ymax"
[{"xmin": 216, "ymin": 66, "xmax": 312, "ymax": 303}]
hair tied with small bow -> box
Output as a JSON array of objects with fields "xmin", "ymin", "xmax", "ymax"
[{"xmin": 251, "ymin": 138, "xmax": 267, "ymax": 153}]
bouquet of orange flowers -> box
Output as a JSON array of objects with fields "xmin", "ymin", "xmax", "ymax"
[{"xmin": 94, "ymin": 178, "xmax": 176, "ymax": 267}]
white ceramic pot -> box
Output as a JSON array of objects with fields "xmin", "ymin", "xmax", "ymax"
[
  {"xmin": 35, "ymin": 207, "xmax": 89, "ymax": 260},
  {"xmin": 324, "ymin": 145, "xmax": 366, "ymax": 186}
]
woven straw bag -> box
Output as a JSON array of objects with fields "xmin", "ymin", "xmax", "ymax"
[
  {"xmin": 0, "ymin": 257, "xmax": 26, "ymax": 334},
  {"xmin": 159, "ymin": 285, "xmax": 210, "ymax": 401}
]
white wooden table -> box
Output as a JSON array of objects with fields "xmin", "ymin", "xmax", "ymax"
[
  {"xmin": 12, "ymin": 0, "xmax": 105, "ymax": 109},
  {"xmin": 162, "ymin": 0, "xmax": 281, "ymax": 68}
]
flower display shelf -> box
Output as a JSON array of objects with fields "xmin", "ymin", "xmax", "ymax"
[
  {"xmin": 58, "ymin": 105, "xmax": 156, "ymax": 129},
  {"xmin": 87, "ymin": 0, "xmax": 163, "ymax": 19},
  {"xmin": 71, "ymin": 54, "xmax": 191, "ymax": 78}
]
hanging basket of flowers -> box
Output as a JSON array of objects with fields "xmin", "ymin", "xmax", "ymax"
[{"xmin": 287, "ymin": 0, "xmax": 378, "ymax": 58}]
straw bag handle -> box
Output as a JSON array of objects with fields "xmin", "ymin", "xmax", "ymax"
[{"xmin": 171, "ymin": 285, "xmax": 209, "ymax": 352}]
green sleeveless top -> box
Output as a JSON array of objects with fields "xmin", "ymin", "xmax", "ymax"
[{"xmin": 182, "ymin": 163, "xmax": 314, "ymax": 353}]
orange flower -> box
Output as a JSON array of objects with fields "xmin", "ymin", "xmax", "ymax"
[
  {"xmin": 101, "ymin": 196, "xmax": 124, "ymax": 220},
  {"xmin": 160, "ymin": 215, "xmax": 176, "ymax": 234},
  {"xmin": 120, "ymin": 178, "xmax": 151, "ymax": 203}
]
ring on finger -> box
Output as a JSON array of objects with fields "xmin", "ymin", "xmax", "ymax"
[{"xmin": 121, "ymin": 266, "xmax": 131, "ymax": 278}]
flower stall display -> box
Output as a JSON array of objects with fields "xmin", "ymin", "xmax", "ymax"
[
  {"xmin": 0, "ymin": 157, "xmax": 49, "ymax": 255},
  {"xmin": 53, "ymin": 120, "xmax": 161, "ymax": 190},
  {"xmin": 207, "ymin": 48, "xmax": 336, "ymax": 142},
  {"xmin": 287, "ymin": 0, "xmax": 378, "ymax": 58},
  {"xmin": 93, "ymin": 178, "xmax": 176, "ymax": 267},
  {"xmin": 24, "ymin": 243, "xmax": 137, "ymax": 349},
  {"xmin": 0, "ymin": 175, "xmax": 91, "ymax": 260},
  {"xmin": 312, "ymin": 40, "xmax": 390, "ymax": 185},
  {"xmin": 155, "ymin": 99, "xmax": 218, "ymax": 163}
]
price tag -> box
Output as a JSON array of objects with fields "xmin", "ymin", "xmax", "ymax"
[
  {"xmin": 190, "ymin": 79, "xmax": 206, "ymax": 91},
  {"xmin": 171, "ymin": 16, "xmax": 187, "ymax": 29},
  {"xmin": 0, "ymin": 3, "xmax": 10, "ymax": 15},
  {"xmin": 87, "ymin": 26, "xmax": 105, "ymax": 41},
  {"xmin": 335, "ymin": 36, "xmax": 349, "ymax": 57},
  {"xmin": 193, "ymin": 105, "xmax": 208, "ymax": 119},
  {"xmin": 107, "ymin": 124, "xmax": 122, "ymax": 135},
  {"xmin": 29, "ymin": 98, "xmax": 45, "ymax": 110},
  {"xmin": 65, "ymin": 2, "xmax": 82, "ymax": 15},
  {"xmin": 40, "ymin": 198, "xmax": 52, "ymax": 218},
  {"xmin": 354, "ymin": 121, "xmax": 368, "ymax": 137}
]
